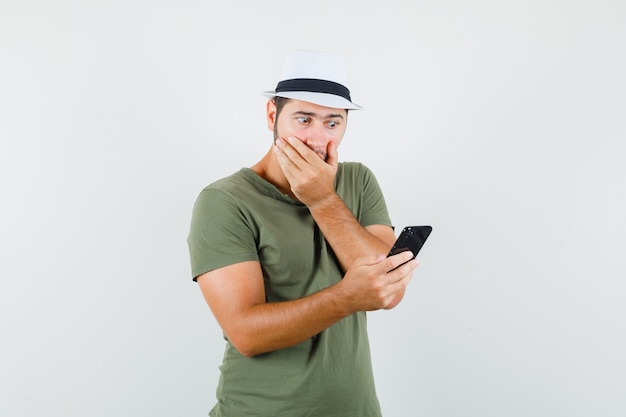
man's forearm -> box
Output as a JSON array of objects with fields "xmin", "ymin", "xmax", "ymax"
[
  {"xmin": 229, "ymin": 284, "xmax": 351, "ymax": 357},
  {"xmin": 307, "ymin": 193, "xmax": 393, "ymax": 271}
]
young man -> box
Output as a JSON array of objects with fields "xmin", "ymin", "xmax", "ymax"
[{"xmin": 187, "ymin": 50, "xmax": 418, "ymax": 417}]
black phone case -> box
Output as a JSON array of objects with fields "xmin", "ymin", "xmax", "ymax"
[{"xmin": 387, "ymin": 225, "xmax": 432, "ymax": 259}]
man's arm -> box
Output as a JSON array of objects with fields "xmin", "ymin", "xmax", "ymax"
[
  {"xmin": 196, "ymin": 252, "xmax": 416, "ymax": 357},
  {"xmin": 309, "ymin": 196, "xmax": 396, "ymax": 271},
  {"xmin": 274, "ymin": 137, "xmax": 397, "ymax": 270}
]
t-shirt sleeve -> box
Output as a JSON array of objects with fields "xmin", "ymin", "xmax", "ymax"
[
  {"xmin": 187, "ymin": 188, "xmax": 259, "ymax": 280},
  {"xmin": 355, "ymin": 163, "xmax": 393, "ymax": 228}
]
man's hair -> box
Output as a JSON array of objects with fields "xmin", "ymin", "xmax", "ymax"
[{"xmin": 273, "ymin": 96, "xmax": 290, "ymax": 119}]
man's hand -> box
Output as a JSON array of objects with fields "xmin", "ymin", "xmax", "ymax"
[
  {"xmin": 337, "ymin": 251, "xmax": 419, "ymax": 313},
  {"xmin": 273, "ymin": 136, "xmax": 338, "ymax": 206}
]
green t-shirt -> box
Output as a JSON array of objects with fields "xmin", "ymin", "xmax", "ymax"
[{"xmin": 187, "ymin": 162, "xmax": 392, "ymax": 417}]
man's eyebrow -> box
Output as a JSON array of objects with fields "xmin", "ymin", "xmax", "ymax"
[{"xmin": 292, "ymin": 110, "xmax": 345, "ymax": 120}]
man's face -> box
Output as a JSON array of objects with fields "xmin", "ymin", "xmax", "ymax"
[{"xmin": 268, "ymin": 99, "xmax": 348, "ymax": 161}]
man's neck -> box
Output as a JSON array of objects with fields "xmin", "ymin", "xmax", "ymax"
[{"xmin": 250, "ymin": 147, "xmax": 296, "ymax": 199}]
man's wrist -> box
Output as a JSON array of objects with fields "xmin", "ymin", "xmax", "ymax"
[{"xmin": 306, "ymin": 192, "xmax": 342, "ymax": 213}]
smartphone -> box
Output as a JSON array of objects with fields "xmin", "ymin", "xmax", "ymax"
[{"xmin": 387, "ymin": 226, "xmax": 432, "ymax": 263}]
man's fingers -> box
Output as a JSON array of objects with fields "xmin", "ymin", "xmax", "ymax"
[
  {"xmin": 285, "ymin": 136, "xmax": 329, "ymax": 167},
  {"xmin": 275, "ymin": 137, "xmax": 308, "ymax": 163},
  {"xmin": 326, "ymin": 140, "xmax": 339, "ymax": 168},
  {"xmin": 274, "ymin": 138, "xmax": 298, "ymax": 162},
  {"xmin": 385, "ymin": 251, "xmax": 415, "ymax": 271},
  {"xmin": 274, "ymin": 138, "xmax": 302, "ymax": 176},
  {"xmin": 286, "ymin": 136, "xmax": 313, "ymax": 156}
]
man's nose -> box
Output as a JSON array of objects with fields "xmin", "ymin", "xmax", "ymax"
[{"xmin": 304, "ymin": 123, "xmax": 329, "ymax": 147}]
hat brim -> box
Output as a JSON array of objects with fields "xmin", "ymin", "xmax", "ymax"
[{"xmin": 261, "ymin": 91, "xmax": 363, "ymax": 110}]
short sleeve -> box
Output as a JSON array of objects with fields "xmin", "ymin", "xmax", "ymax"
[
  {"xmin": 187, "ymin": 188, "xmax": 259, "ymax": 280},
  {"xmin": 336, "ymin": 162, "xmax": 391, "ymax": 227},
  {"xmin": 352, "ymin": 163, "xmax": 392, "ymax": 228}
]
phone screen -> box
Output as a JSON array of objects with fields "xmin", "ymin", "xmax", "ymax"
[{"xmin": 387, "ymin": 225, "xmax": 432, "ymax": 260}]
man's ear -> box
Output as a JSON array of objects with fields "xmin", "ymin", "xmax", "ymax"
[{"xmin": 266, "ymin": 100, "xmax": 277, "ymax": 132}]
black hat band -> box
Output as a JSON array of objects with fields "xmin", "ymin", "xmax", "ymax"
[{"xmin": 275, "ymin": 78, "xmax": 351, "ymax": 102}]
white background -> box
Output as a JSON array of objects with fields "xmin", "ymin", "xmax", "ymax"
[{"xmin": 1, "ymin": 1, "xmax": 625, "ymax": 416}]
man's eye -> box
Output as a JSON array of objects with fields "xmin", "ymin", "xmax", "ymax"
[
  {"xmin": 297, "ymin": 117, "xmax": 309, "ymax": 124},
  {"xmin": 327, "ymin": 121, "xmax": 338, "ymax": 128}
]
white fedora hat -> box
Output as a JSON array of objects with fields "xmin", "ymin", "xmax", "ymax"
[{"xmin": 261, "ymin": 50, "xmax": 363, "ymax": 110}]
